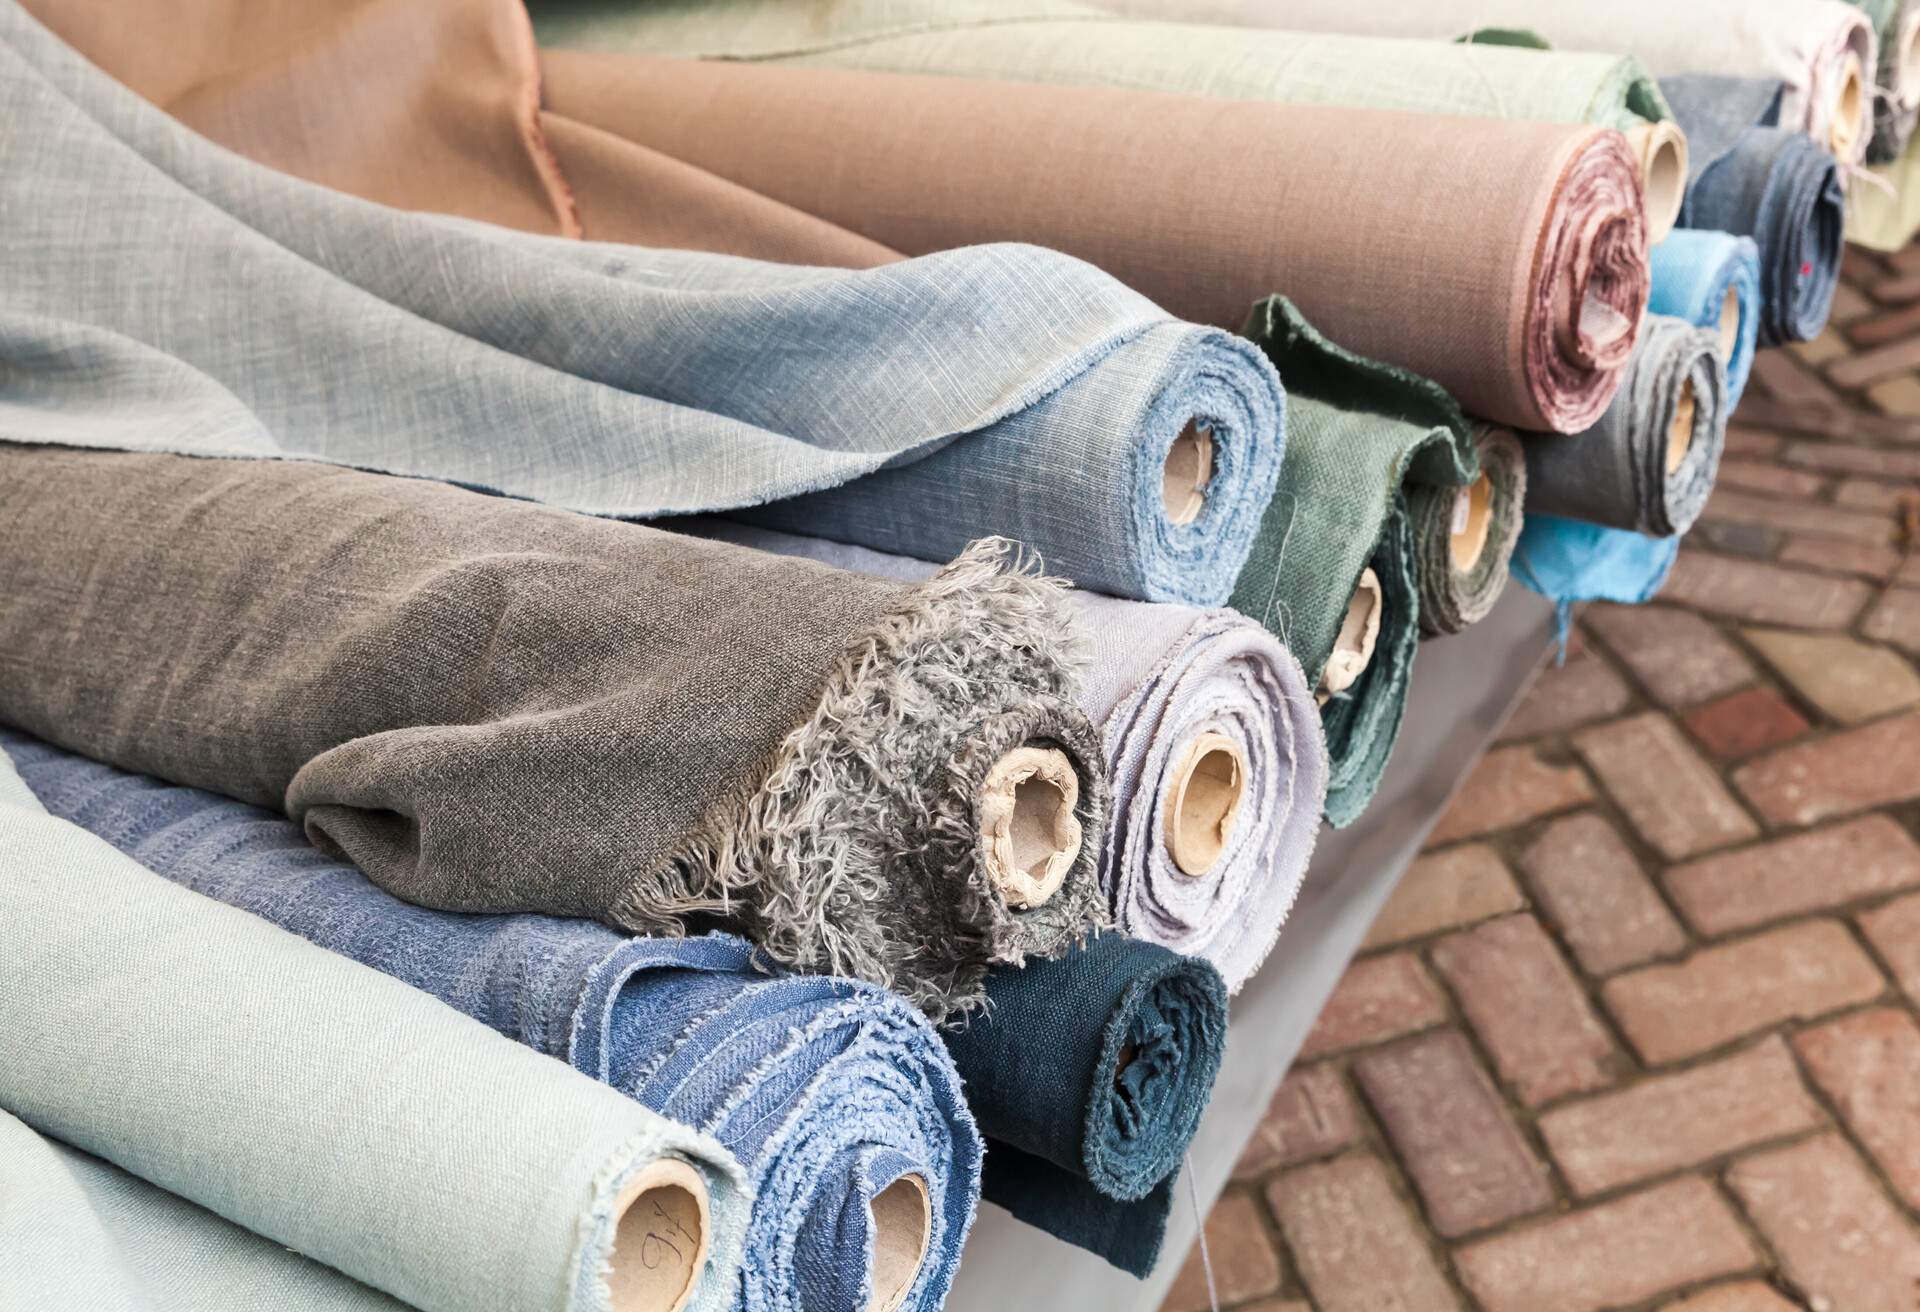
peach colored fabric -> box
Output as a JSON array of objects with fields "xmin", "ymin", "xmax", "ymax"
[{"xmin": 538, "ymin": 51, "xmax": 1649, "ymax": 433}]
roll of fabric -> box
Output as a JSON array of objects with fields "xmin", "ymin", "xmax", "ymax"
[
  {"xmin": 0, "ymin": 447, "xmax": 1109, "ymax": 1018},
  {"xmin": 1854, "ymin": 0, "xmax": 1920, "ymax": 162},
  {"xmin": 0, "ymin": 753, "xmax": 750, "ymax": 1312},
  {"xmin": 1090, "ymin": 0, "xmax": 1879, "ymax": 165},
  {"xmin": 1662, "ymin": 76, "xmax": 1846, "ymax": 346},
  {"xmin": 1648, "ymin": 230, "xmax": 1762, "ymax": 408},
  {"xmin": 1512, "ymin": 519, "xmax": 1681, "ymax": 628},
  {"xmin": 535, "ymin": 0, "xmax": 1687, "ymax": 242},
  {"xmin": 0, "ymin": 2, "xmax": 1282, "ymax": 609},
  {"xmin": 948, "ymin": 934, "xmax": 1227, "ymax": 1275},
  {"xmin": 5, "ymin": 733, "xmax": 979, "ymax": 1312},
  {"xmin": 536, "ymin": 49, "xmax": 1649, "ymax": 434},
  {"xmin": 1408, "ymin": 428, "xmax": 1527, "ymax": 638},
  {"xmin": 1524, "ymin": 317, "xmax": 1728, "ymax": 538},
  {"xmin": 693, "ymin": 523, "xmax": 1327, "ymax": 991}
]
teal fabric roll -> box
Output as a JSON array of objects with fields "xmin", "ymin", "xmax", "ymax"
[{"xmin": 1512, "ymin": 518, "xmax": 1680, "ymax": 628}]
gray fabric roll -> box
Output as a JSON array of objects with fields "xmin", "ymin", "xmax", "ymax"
[
  {"xmin": 0, "ymin": 447, "xmax": 1110, "ymax": 1018},
  {"xmin": 1409, "ymin": 427, "xmax": 1526, "ymax": 637},
  {"xmin": 1522, "ymin": 316, "xmax": 1728, "ymax": 538}
]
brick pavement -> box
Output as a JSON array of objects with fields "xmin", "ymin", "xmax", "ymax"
[{"xmin": 1159, "ymin": 244, "xmax": 1920, "ymax": 1312}]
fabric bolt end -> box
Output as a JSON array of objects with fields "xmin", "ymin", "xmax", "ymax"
[
  {"xmin": 1320, "ymin": 505, "xmax": 1419, "ymax": 829},
  {"xmin": 1410, "ymin": 427, "xmax": 1525, "ymax": 637},
  {"xmin": 1855, "ymin": 0, "xmax": 1920, "ymax": 161},
  {"xmin": 1647, "ymin": 228, "xmax": 1762, "ymax": 407}
]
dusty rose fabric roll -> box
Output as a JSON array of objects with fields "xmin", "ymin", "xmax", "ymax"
[{"xmin": 539, "ymin": 52, "xmax": 1649, "ymax": 433}]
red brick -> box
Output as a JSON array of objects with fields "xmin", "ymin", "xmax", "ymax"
[
  {"xmin": 1701, "ymin": 488, "xmax": 1897, "ymax": 545},
  {"xmin": 1794, "ymin": 1008, "xmax": 1920, "ymax": 1210},
  {"xmin": 1352, "ymin": 1030, "xmax": 1552, "ymax": 1237},
  {"xmin": 1297, "ymin": 952, "xmax": 1446, "ymax": 1059},
  {"xmin": 1868, "ymin": 374, "xmax": 1920, "ymax": 416},
  {"xmin": 1232, "ymin": 1063, "xmax": 1361, "ymax": 1179},
  {"xmin": 1784, "ymin": 440, "xmax": 1920, "ymax": 481},
  {"xmin": 1744, "ymin": 628, "xmax": 1920, "ymax": 724},
  {"xmin": 1834, "ymin": 477, "xmax": 1918, "ymax": 511},
  {"xmin": 1430, "ymin": 915, "xmax": 1619, "ymax": 1105},
  {"xmin": 1789, "ymin": 327, "xmax": 1848, "ymax": 367},
  {"xmin": 1860, "ymin": 892, "xmax": 1920, "ymax": 1003},
  {"xmin": 1426, "ymin": 746, "xmax": 1592, "ymax": 846},
  {"xmin": 1495, "ymin": 652, "xmax": 1633, "ymax": 742},
  {"xmin": 1722, "ymin": 424, "xmax": 1784, "ymax": 459},
  {"xmin": 1864, "ymin": 583, "xmax": 1920, "ymax": 655},
  {"xmin": 1228, "ymin": 1303, "xmax": 1309, "ymax": 1312},
  {"xmin": 1663, "ymin": 1282, "xmax": 1807, "ymax": 1312},
  {"xmin": 1519, "ymin": 811, "xmax": 1685, "ymax": 975},
  {"xmin": 1661, "ymin": 550, "xmax": 1873, "ymax": 628},
  {"xmin": 1159, "ymin": 1190, "xmax": 1283, "ymax": 1312},
  {"xmin": 1265, "ymin": 1154, "xmax": 1458, "ymax": 1312},
  {"xmin": 1584, "ymin": 604, "xmax": 1756, "ymax": 708},
  {"xmin": 1572, "ymin": 713, "xmax": 1759, "ymax": 860},
  {"xmin": 1849, "ymin": 245, "xmax": 1895, "ymax": 280},
  {"xmin": 1845, "ymin": 298, "xmax": 1920, "ymax": 346},
  {"xmin": 1601, "ymin": 921, "xmax": 1885, "ymax": 1064},
  {"xmin": 1681, "ymin": 686, "xmax": 1811, "ymax": 760},
  {"xmin": 1664, "ymin": 816, "xmax": 1920, "ymax": 935},
  {"xmin": 1710, "ymin": 457, "xmax": 1829, "ymax": 500},
  {"xmin": 1362, "ymin": 844, "xmax": 1523, "ymax": 950},
  {"xmin": 1780, "ymin": 534, "xmax": 1905, "ymax": 578},
  {"xmin": 1736, "ymin": 394, "xmax": 1920, "ymax": 444},
  {"xmin": 1726, "ymin": 1135, "xmax": 1920, "ymax": 1312},
  {"xmin": 1829, "ymin": 278, "xmax": 1876, "ymax": 324},
  {"xmin": 1535, "ymin": 1037, "xmax": 1822, "ymax": 1195},
  {"xmin": 1453, "ymin": 1178, "xmax": 1756, "ymax": 1312},
  {"xmin": 1733, "ymin": 710, "xmax": 1920, "ymax": 825},
  {"xmin": 1750, "ymin": 348, "xmax": 1845, "ymax": 406}
]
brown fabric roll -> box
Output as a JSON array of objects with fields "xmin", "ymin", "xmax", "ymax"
[{"xmin": 540, "ymin": 51, "xmax": 1651, "ymax": 433}]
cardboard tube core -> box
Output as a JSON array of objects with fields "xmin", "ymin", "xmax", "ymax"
[
  {"xmin": 1164, "ymin": 731, "xmax": 1248, "ymax": 877},
  {"xmin": 1830, "ymin": 53, "xmax": 1866, "ymax": 159},
  {"xmin": 867, "ymin": 1175, "xmax": 932, "ymax": 1312},
  {"xmin": 1716, "ymin": 285, "xmax": 1741, "ymax": 362},
  {"xmin": 1162, "ymin": 421, "xmax": 1214, "ymax": 525},
  {"xmin": 1666, "ymin": 386, "xmax": 1697, "ymax": 475},
  {"xmin": 981, "ymin": 746, "xmax": 1081, "ymax": 908},
  {"xmin": 1625, "ymin": 120, "xmax": 1687, "ymax": 244},
  {"xmin": 1448, "ymin": 472, "xmax": 1495, "ymax": 574},
  {"xmin": 606, "ymin": 1158, "xmax": 710, "ymax": 1312},
  {"xmin": 1317, "ymin": 568, "xmax": 1383, "ymax": 705}
]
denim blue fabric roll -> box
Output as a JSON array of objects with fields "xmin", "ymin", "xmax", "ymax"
[
  {"xmin": 0, "ymin": 1, "xmax": 1283, "ymax": 606},
  {"xmin": 5, "ymin": 732, "xmax": 980, "ymax": 1312},
  {"xmin": 1662, "ymin": 75, "xmax": 1846, "ymax": 345},
  {"xmin": 945, "ymin": 933, "xmax": 1227, "ymax": 1275},
  {"xmin": 1512, "ymin": 516, "xmax": 1681, "ymax": 633},
  {"xmin": 1649, "ymin": 230, "xmax": 1762, "ymax": 407}
]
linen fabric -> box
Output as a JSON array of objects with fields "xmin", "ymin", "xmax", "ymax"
[
  {"xmin": 1663, "ymin": 75, "xmax": 1846, "ymax": 346},
  {"xmin": 5, "ymin": 733, "xmax": 980, "ymax": 1312},
  {"xmin": 690, "ymin": 523, "xmax": 1328, "ymax": 992},
  {"xmin": 0, "ymin": 447, "xmax": 1109, "ymax": 1018},
  {"xmin": 1408, "ymin": 428, "xmax": 1526, "ymax": 638},
  {"xmin": 0, "ymin": 755, "xmax": 750, "ymax": 1312},
  {"xmin": 1648, "ymin": 230, "xmax": 1763, "ymax": 407},
  {"xmin": 1850, "ymin": 131, "xmax": 1920, "ymax": 249},
  {"xmin": 0, "ymin": 1, "xmax": 1282, "ymax": 608},
  {"xmin": 945, "ymin": 934, "xmax": 1227, "ymax": 1275},
  {"xmin": 535, "ymin": 47, "xmax": 1649, "ymax": 434},
  {"xmin": 1523, "ymin": 316, "xmax": 1729, "ymax": 538}
]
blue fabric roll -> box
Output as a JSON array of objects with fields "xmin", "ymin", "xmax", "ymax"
[
  {"xmin": 4, "ymin": 731, "xmax": 980, "ymax": 1312},
  {"xmin": 1511, "ymin": 515, "xmax": 1680, "ymax": 636},
  {"xmin": 1649, "ymin": 230, "xmax": 1762, "ymax": 407}
]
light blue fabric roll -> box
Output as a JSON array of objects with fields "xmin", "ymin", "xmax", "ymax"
[
  {"xmin": 6, "ymin": 731, "xmax": 978, "ymax": 1312},
  {"xmin": 1511, "ymin": 515, "xmax": 1680, "ymax": 635},
  {"xmin": 1649, "ymin": 230, "xmax": 1761, "ymax": 407},
  {"xmin": 0, "ymin": 1, "xmax": 1282, "ymax": 605}
]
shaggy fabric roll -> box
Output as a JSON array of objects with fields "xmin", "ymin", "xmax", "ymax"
[
  {"xmin": 1524, "ymin": 317, "xmax": 1728, "ymax": 538},
  {"xmin": 1648, "ymin": 230, "xmax": 1762, "ymax": 408},
  {"xmin": 535, "ymin": 0, "xmax": 1686, "ymax": 239},
  {"xmin": 535, "ymin": 48, "xmax": 1649, "ymax": 434},
  {"xmin": 1513, "ymin": 519, "xmax": 1681, "ymax": 626},
  {"xmin": 946, "ymin": 934, "xmax": 1227, "ymax": 1275},
  {"xmin": 693, "ymin": 524, "xmax": 1328, "ymax": 992},
  {"xmin": 0, "ymin": 1, "xmax": 1282, "ymax": 607},
  {"xmin": 1854, "ymin": 0, "xmax": 1920, "ymax": 162},
  {"xmin": 0, "ymin": 448, "xmax": 1109, "ymax": 1018},
  {"xmin": 5, "ymin": 733, "xmax": 979, "ymax": 1312},
  {"xmin": 1408, "ymin": 428, "xmax": 1526, "ymax": 638},
  {"xmin": 0, "ymin": 754, "xmax": 750, "ymax": 1312},
  {"xmin": 1663, "ymin": 76, "xmax": 1846, "ymax": 346},
  {"xmin": 1230, "ymin": 299, "xmax": 1479, "ymax": 826}
]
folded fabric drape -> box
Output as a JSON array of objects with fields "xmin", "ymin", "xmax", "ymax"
[
  {"xmin": 0, "ymin": 447, "xmax": 1109, "ymax": 1018},
  {"xmin": 1849, "ymin": 133, "xmax": 1920, "ymax": 249},
  {"xmin": 1853, "ymin": 0, "xmax": 1920, "ymax": 162},
  {"xmin": 1408, "ymin": 429, "xmax": 1526, "ymax": 638},
  {"xmin": 1512, "ymin": 519, "xmax": 1681, "ymax": 624},
  {"xmin": 5, "ymin": 733, "xmax": 979, "ymax": 1312},
  {"xmin": 535, "ymin": 0, "xmax": 1686, "ymax": 241},
  {"xmin": 1090, "ymin": 0, "xmax": 1879, "ymax": 165},
  {"xmin": 0, "ymin": 1, "xmax": 1281, "ymax": 607},
  {"xmin": 0, "ymin": 754, "xmax": 750, "ymax": 1312},
  {"xmin": 536, "ymin": 48, "xmax": 1649, "ymax": 434},
  {"xmin": 1648, "ymin": 230, "xmax": 1762, "ymax": 407},
  {"xmin": 689, "ymin": 524, "xmax": 1327, "ymax": 992},
  {"xmin": 1523, "ymin": 317, "xmax": 1729, "ymax": 538},
  {"xmin": 947, "ymin": 935, "xmax": 1227, "ymax": 1275},
  {"xmin": 1662, "ymin": 76, "xmax": 1847, "ymax": 346}
]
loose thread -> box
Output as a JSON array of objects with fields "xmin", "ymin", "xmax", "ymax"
[{"xmin": 1183, "ymin": 1151, "xmax": 1220, "ymax": 1312}]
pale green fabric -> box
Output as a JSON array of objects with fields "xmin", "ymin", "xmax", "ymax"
[
  {"xmin": 1849, "ymin": 143, "xmax": 1920, "ymax": 250},
  {"xmin": 531, "ymin": 0, "xmax": 1670, "ymax": 133}
]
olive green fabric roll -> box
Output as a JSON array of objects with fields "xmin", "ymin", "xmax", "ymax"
[{"xmin": 1408, "ymin": 428, "xmax": 1525, "ymax": 638}]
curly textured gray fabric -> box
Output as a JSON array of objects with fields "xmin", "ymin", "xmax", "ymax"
[
  {"xmin": 1523, "ymin": 316, "xmax": 1728, "ymax": 538},
  {"xmin": 0, "ymin": 448, "xmax": 1109, "ymax": 1018},
  {"xmin": 1409, "ymin": 428, "xmax": 1525, "ymax": 637}
]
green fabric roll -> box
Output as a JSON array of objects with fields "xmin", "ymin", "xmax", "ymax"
[
  {"xmin": 1408, "ymin": 428, "xmax": 1525, "ymax": 638},
  {"xmin": 1229, "ymin": 299, "xmax": 1477, "ymax": 827}
]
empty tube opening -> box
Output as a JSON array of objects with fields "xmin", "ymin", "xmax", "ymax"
[
  {"xmin": 1626, "ymin": 120, "xmax": 1687, "ymax": 245},
  {"xmin": 1666, "ymin": 386, "xmax": 1697, "ymax": 475},
  {"xmin": 1717, "ymin": 286, "xmax": 1741, "ymax": 363},
  {"xmin": 1161, "ymin": 421, "xmax": 1214, "ymax": 525},
  {"xmin": 1165, "ymin": 732, "xmax": 1248, "ymax": 878},
  {"xmin": 981, "ymin": 746, "xmax": 1082, "ymax": 909},
  {"xmin": 1317, "ymin": 568, "xmax": 1384, "ymax": 705},
  {"xmin": 867, "ymin": 1175, "xmax": 932, "ymax": 1312},
  {"xmin": 1448, "ymin": 473, "xmax": 1496, "ymax": 574},
  {"xmin": 1831, "ymin": 53, "xmax": 1867, "ymax": 159},
  {"xmin": 606, "ymin": 1159, "xmax": 710, "ymax": 1312}
]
